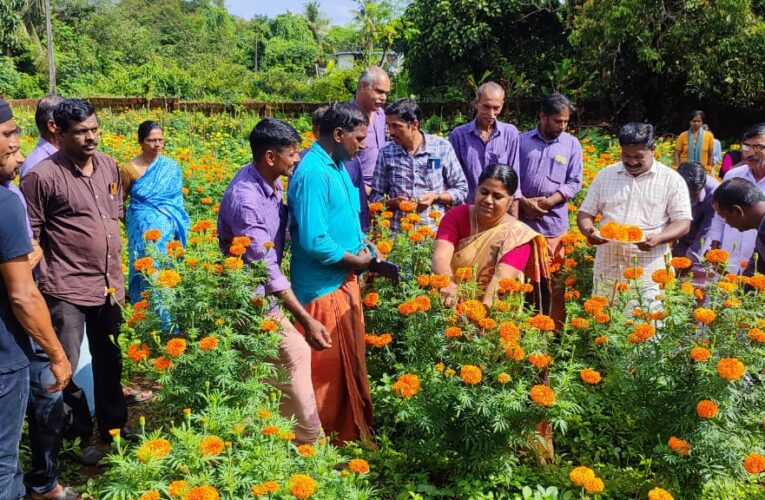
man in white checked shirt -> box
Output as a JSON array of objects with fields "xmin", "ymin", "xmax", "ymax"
[{"xmin": 577, "ymin": 123, "xmax": 693, "ymax": 301}]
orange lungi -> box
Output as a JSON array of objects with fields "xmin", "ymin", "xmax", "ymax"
[{"xmin": 300, "ymin": 275, "xmax": 373, "ymax": 445}]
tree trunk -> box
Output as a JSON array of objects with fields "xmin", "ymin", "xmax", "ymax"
[{"xmin": 45, "ymin": 0, "xmax": 56, "ymax": 94}]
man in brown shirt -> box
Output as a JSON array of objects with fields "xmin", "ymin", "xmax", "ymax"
[{"xmin": 20, "ymin": 99, "xmax": 128, "ymax": 480}]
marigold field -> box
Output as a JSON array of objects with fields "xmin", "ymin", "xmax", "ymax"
[{"xmin": 13, "ymin": 108, "xmax": 765, "ymax": 499}]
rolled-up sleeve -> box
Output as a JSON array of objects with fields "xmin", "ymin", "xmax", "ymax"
[
  {"xmin": 442, "ymin": 143, "xmax": 468, "ymax": 205},
  {"xmin": 558, "ymin": 141, "xmax": 583, "ymax": 200},
  {"xmin": 291, "ymin": 173, "xmax": 346, "ymax": 265}
]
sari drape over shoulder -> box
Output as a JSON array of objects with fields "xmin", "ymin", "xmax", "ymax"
[
  {"xmin": 125, "ymin": 155, "xmax": 190, "ymax": 303},
  {"xmin": 451, "ymin": 218, "xmax": 552, "ymax": 313}
]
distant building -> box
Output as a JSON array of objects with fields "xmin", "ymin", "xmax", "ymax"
[{"xmin": 333, "ymin": 51, "xmax": 404, "ymax": 73}]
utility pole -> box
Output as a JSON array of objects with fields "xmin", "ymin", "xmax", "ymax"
[
  {"xmin": 254, "ymin": 35, "xmax": 259, "ymax": 72},
  {"xmin": 45, "ymin": 0, "xmax": 56, "ymax": 94}
]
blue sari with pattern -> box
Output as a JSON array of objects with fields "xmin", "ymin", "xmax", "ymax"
[{"xmin": 126, "ymin": 155, "xmax": 190, "ymax": 303}]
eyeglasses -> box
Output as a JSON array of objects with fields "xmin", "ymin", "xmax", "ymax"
[{"xmin": 741, "ymin": 143, "xmax": 765, "ymax": 152}]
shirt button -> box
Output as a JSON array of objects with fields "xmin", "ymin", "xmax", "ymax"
[
  {"xmin": 95, "ymin": 195, "xmax": 99, "ymax": 199},
  {"xmin": 102, "ymin": 214, "xmax": 106, "ymax": 218}
]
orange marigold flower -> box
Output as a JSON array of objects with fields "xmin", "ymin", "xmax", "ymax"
[
  {"xmin": 647, "ymin": 487, "xmax": 674, "ymax": 500},
  {"xmin": 224, "ymin": 257, "xmax": 243, "ymax": 270},
  {"xmin": 362, "ymin": 292, "xmax": 379, "ymax": 308},
  {"xmin": 747, "ymin": 328, "xmax": 765, "ymax": 343},
  {"xmin": 288, "ymin": 474, "xmax": 317, "ymax": 499},
  {"xmin": 498, "ymin": 321, "xmax": 521, "ymax": 344},
  {"xmin": 668, "ymin": 436, "xmax": 690, "ymax": 456},
  {"xmin": 429, "ymin": 274, "xmax": 451, "ymax": 289},
  {"xmin": 229, "ymin": 244, "xmax": 247, "ymax": 256},
  {"xmin": 377, "ymin": 240, "xmax": 393, "ymax": 255},
  {"xmin": 583, "ymin": 296, "xmax": 609, "ymax": 315},
  {"xmin": 416, "ymin": 274, "xmax": 431, "ymax": 286},
  {"xmin": 368, "ymin": 202, "xmax": 384, "ymax": 213},
  {"xmin": 191, "ymin": 220, "xmax": 213, "ymax": 232},
  {"xmin": 505, "ymin": 344, "xmax": 525, "ymax": 361},
  {"xmin": 723, "ymin": 297, "xmax": 741, "ymax": 309},
  {"xmin": 137, "ymin": 438, "xmax": 171, "ymax": 462},
  {"xmin": 168, "ymin": 480, "xmax": 189, "ymax": 497},
  {"xmin": 199, "ymin": 336, "xmax": 219, "ymax": 351},
  {"xmin": 459, "ymin": 365, "xmax": 482, "ymax": 385},
  {"xmin": 594, "ymin": 335, "xmax": 608, "ymax": 345},
  {"xmin": 156, "ymin": 270, "xmax": 182, "ymax": 288},
  {"xmin": 444, "ymin": 326, "xmax": 462, "ymax": 338},
  {"xmin": 185, "ymin": 485, "xmax": 219, "ymax": 500},
  {"xmin": 570, "ymin": 317, "xmax": 590, "ymax": 329},
  {"xmin": 127, "ymin": 343, "xmax": 150, "ymax": 362},
  {"xmin": 165, "ymin": 338, "xmax": 187, "ymax": 358},
  {"xmin": 594, "ymin": 312, "xmax": 610, "ymax": 324},
  {"xmin": 705, "ymin": 248, "xmax": 730, "ymax": 264},
  {"xmin": 408, "ymin": 231, "xmax": 425, "ymax": 243},
  {"xmin": 364, "ymin": 333, "xmax": 393, "ymax": 348},
  {"xmin": 479, "ymin": 317, "xmax": 497, "ymax": 330},
  {"xmin": 497, "ymin": 373, "xmax": 511, "ymax": 384},
  {"xmin": 263, "ymin": 241, "xmax": 275, "ymax": 250},
  {"xmin": 397, "ymin": 300, "xmax": 418, "ymax": 315},
  {"xmin": 392, "ymin": 373, "xmax": 420, "ymax": 398},
  {"xmin": 528, "ymin": 353, "xmax": 553, "ymax": 369},
  {"xmin": 140, "ymin": 492, "xmax": 160, "ymax": 500},
  {"xmin": 579, "ymin": 368, "xmax": 602, "ymax": 385},
  {"xmin": 261, "ymin": 426, "xmax": 279, "ymax": 437},
  {"xmin": 231, "ymin": 235, "xmax": 251, "ymax": 247},
  {"xmin": 564, "ymin": 290, "xmax": 581, "ymax": 300},
  {"xmin": 260, "ymin": 320, "xmax": 278, "ymax": 332},
  {"xmin": 529, "ymin": 384, "xmax": 555, "ymax": 407},
  {"xmin": 429, "ymin": 210, "xmax": 442, "ymax": 219},
  {"xmin": 627, "ymin": 226, "xmax": 643, "ymax": 241},
  {"xmin": 623, "ymin": 267, "xmax": 644, "ymax": 280},
  {"xmin": 297, "ymin": 444, "xmax": 315, "ymax": 458},
  {"xmin": 568, "ymin": 466, "xmax": 595, "ymax": 486},
  {"xmin": 454, "ymin": 267, "xmax": 473, "ymax": 282},
  {"xmin": 680, "ymin": 282, "xmax": 695, "ymax": 295},
  {"xmin": 628, "ymin": 323, "xmax": 655, "ymax": 344},
  {"xmin": 743, "ymin": 453, "xmax": 765, "ymax": 474},
  {"xmin": 717, "ymin": 281, "xmax": 737, "ymax": 293},
  {"xmin": 143, "ymin": 229, "xmax": 162, "ymax": 242},
  {"xmin": 498, "ymin": 278, "xmax": 533, "ymax": 293},
  {"xmin": 750, "ymin": 274, "xmax": 765, "ymax": 290},
  {"xmin": 651, "ymin": 269, "xmax": 675, "ymax": 285},
  {"xmin": 200, "ymin": 435, "xmax": 225, "ymax": 456},
  {"xmin": 133, "ymin": 256, "xmax": 155, "ymax": 272},
  {"xmin": 528, "ymin": 313, "xmax": 555, "ymax": 331},
  {"xmin": 716, "ymin": 357, "xmax": 745, "ymax": 381},
  {"xmin": 670, "ymin": 257, "xmax": 692, "ymax": 270},
  {"xmin": 693, "ymin": 307, "xmax": 716, "ymax": 325},
  {"xmin": 696, "ymin": 399, "xmax": 718, "ymax": 419},
  {"xmin": 414, "ymin": 295, "xmax": 431, "ymax": 312},
  {"xmin": 153, "ymin": 356, "xmax": 171, "ymax": 372},
  {"xmin": 690, "ymin": 347, "xmax": 710, "ymax": 362},
  {"xmin": 584, "ymin": 477, "xmax": 605, "ymax": 494},
  {"xmin": 348, "ymin": 458, "xmax": 370, "ymax": 474},
  {"xmin": 398, "ymin": 200, "xmax": 415, "ymax": 212}
]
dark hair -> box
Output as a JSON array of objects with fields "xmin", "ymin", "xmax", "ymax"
[
  {"xmin": 311, "ymin": 105, "xmax": 329, "ymax": 128},
  {"xmin": 690, "ymin": 110, "xmax": 705, "ymax": 121},
  {"xmin": 35, "ymin": 95, "xmax": 64, "ymax": 134},
  {"xmin": 53, "ymin": 99, "xmax": 97, "ymax": 132},
  {"xmin": 677, "ymin": 161, "xmax": 706, "ymax": 192},
  {"xmin": 742, "ymin": 123, "xmax": 765, "ymax": 142},
  {"xmin": 477, "ymin": 164, "xmax": 518, "ymax": 196},
  {"xmin": 318, "ymin": 103, "xmax": 368, "ymax": 137},
  {"xmin": 249, "ymin": 118, "xmax": 301, "ymax": 159},
  {"xmin": 137, "ymin": 120, "xmax": 162, "ymax": 143},
  {"xmin": 618, "ymin": 122, "xmax": 655, "ymax": 149},
  {"xmin": 541, "ymin": 92, "xmax": 575, "ymax": 116},
  {"xmin": 384, "ymin": 98, "xmax": 421, "ymax": 125},
  {"xmin": 713, "ymin": 177, "xmax": 765, "ymax": 209}
]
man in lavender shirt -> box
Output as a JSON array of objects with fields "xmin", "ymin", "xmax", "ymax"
[
  {"xmin": 217, "ymin": 118, "xmax": 330, "ymax": 444},
  {"xmin": 20, "ymin": 95, "xmax": 63, "ymax": 178},
  {"xmin": 712, "ymin": 177, "xmax": 765, "ymax": 277},
  {"xmin": 673, "ymin": 161, "xmax": 718, "ymax": 274},
  {"xmin": 518, "ymin": 93, "xmax": 583, "ymax": 330},
  {"xmin": 449, "ymin": 82, "xmax": 521, "ymax": 210}
]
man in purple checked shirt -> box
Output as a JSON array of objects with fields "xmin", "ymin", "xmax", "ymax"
[
  {"xmin": 218, "ymin": 118, "xmax": 330, "ymax": 444},
  {"xmin": 518, "ymin": 93, "xmax": 583, "ymax": 331},
  {"xmin": 449, "ymin": 82, "xmax": 521, "ymax": 213}
]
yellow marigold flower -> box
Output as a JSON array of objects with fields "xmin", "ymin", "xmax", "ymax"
[
  {"xmin": 568, "ymin": 466, "xmax": 595, "ymax": 486},
  {"xmin": 444, "ymin": 368, "xmax": 456, "ymax": 377},
  {"xmin": 529, "ymin": 384, "xmax": 555, "ymax": 407},
  {"xmin": 200, "ymin": 435, "xmax": 225, "ymax": 456},
  {"xmin": 717, "ymin": 281, "xmax": 737, "ymax": 293},
  {"xmin": 670, "ymin": 257, "xmax": 692, "ymax": 269},
  {"xmin": 497, "ymin": 373, "xmax": 510, "ymax": 384},
  {"xmin": 434, "ymin": 362, "xmax": 445, "ymax": 372},
  {"xmin": 743, "ymin": 453, "xmax": 765, "ymax": 474},
  {"xmin": 690, "ymin": 347, "xmax": 710, "ymax": 362},
  {"xmin": 288, "ymin": 474, "xmax": 317, "ymax": 499},
  {"xmin": 348, "ymin": 458, "xmax": 370, "ymax": 474},
  {"xmin": 459, "ymin": 365, "xmax": 482, "ymax": 385},
  {"xmin": 748, "ymin": 328, "xmax": 765, "ymax": 343},
  {"xmin": 223, "ymin": 257, "xmax": 243, "ymax": 270},
  {"xmin": 137, "ymin": 438, "xmax": 171, "ymax": 462},
  {"xmin": 156, "ymin": 270, "xmax": 182, "ymax": 288},
  {"xmin": 165, "ymin": 338, "xmax": 187, "ymax": 358},
  {"xmin": 139, "ymin": 492, "xmax": 160, "ymax": 500},
  {"xmin": 584, "ymin": 477, "xmax": 605, "ymax": 494},
  {"xmin": 716, "ymin": 357, "xmax": 745, "ymax": 381},
  {"xmin": 579, "ymin": 368, "xmax": 602, "ymax": 385},
  {"xmin": 668, "ymin": 436, "xmax": 690, "ymax": 456},
  {"xmin": 693, "ymin": 307, "xmax": 716, "ymax": 325},
  {"xmin": 444, "ymin": 326, "xmax": 462, "ymax": 338},
  {"xmin": 680, "ymin": 282, "xmax": 694, "ymax": 295},
  {"xmin": 257, "ymin": 410, "xmax": 271, "ymax": 419},
  {"xmin": 705, "ymin": 248, "xmax": 730, "ymax": 264},
  {"xmin": 696, "ymin": 399, "xmax": 718, "ymax": 419},
  {"xmin": 279, "ymin": 430, "xmax": 295, "ymax": 441},
  {"xmin": 297, "ymin": 444, "xmax": 315, "ymax": 457},
  {"xmin": 392, "ymin": 373, "xmax": 420, "ymax": 398},
  {"xmin": 168, "ymin": 480, "xmax": 189, "ymax": 497},
  {"xmin": 199, "ymin": 336, "xmax": 218, "ymax": 351},
  {"xmin": 185, "ymin": 485, "xmax": 219, "ymax": 500},
  {"xmin": 143, "ymin": 229, "xmax": 162, "ymax": 242},
  {"xmin": 528, "ymin": 353, "xmax": 553, "ymax": 369},
  {"xmin": 647, "ymin": 487, "xmax": 674, "ymax": 500}
]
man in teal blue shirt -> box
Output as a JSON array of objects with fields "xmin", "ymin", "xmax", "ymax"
[{"xmin": 287, "ymin": 103, "xmax": 376, "ymax": 444}]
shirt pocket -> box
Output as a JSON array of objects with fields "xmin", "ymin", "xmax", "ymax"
[{"xmin": 545, "ymin": 150, "xmax": 568, "ymax": 185}]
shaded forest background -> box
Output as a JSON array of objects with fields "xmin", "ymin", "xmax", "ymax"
[{"xmin": 4, "ymin": 0, "xmax": 765, "ymax": 133}]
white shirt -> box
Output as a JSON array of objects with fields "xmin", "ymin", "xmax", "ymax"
[{"xmin": 579, "ymin": 160, "xmax": 693, "ymax": 293}]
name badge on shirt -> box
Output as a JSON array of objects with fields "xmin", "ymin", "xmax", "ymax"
[
  {"xmin": 428, "ymin": 158, "xmax": 441, "ymax": 170},
  {"xmin": 554, "ymin": 154, "xmax": 567, "ymax": 165}
]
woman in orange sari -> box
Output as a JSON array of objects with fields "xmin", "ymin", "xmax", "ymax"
[{"xmin": 432, "ymin": 164, "xmax": 551, "ymax": 309}]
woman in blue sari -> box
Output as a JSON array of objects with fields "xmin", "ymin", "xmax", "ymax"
[{"xmin": 122, "ymin": 121, "xmax": 190, "ymax": 304}]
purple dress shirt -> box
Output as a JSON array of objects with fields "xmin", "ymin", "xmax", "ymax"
[
  {"xmin": 744, "ymin": 213, "xmax": 765, "ymax": 276},
  {"xmin": 672, "ymin": 175, "xmax": 718, "ymax": 264},
  {"xmin": 20, "ymin": 138, "xmax": 57, "ymax": 178},
  {"xmin": 518, "ymin": 128, "xmax": 583, "ymax": 237},
  {"xmin": 448, "ymin": 119, "xmax": 521, "ymax": 203},
  {"xmin": 217, "ymin": 163, "xmax": 289, "ymax": 298},
  {"xmin": 348, "ymin": 100, "xmax": 387, "ymax": 186}
]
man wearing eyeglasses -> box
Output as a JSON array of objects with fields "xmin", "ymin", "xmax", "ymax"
[{"xmin": 708, "ymin": 123, "xmax": 765, "ymax": 273}]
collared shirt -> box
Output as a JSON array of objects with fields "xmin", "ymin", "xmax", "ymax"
[
  {"xmin": 672, "ymin": 175, "xmax": 718, "ymax": 264},
  {"xmin": 20, "ymin": 138, "xmax": 57, "ymax": 178},
  {"xmin": 579, "ymin": 160, "xmax": 693, "ymax": 291},
  {"xmin": 518, "ymin": 128, "xmax": 583, "ymax": 237},
  {"xmin": 348, "ymin": 100, "xmax": 387, "ymax": 186},
  {"xmin": 1, "ymin": 182, "xmax": 32, "ymax": 239},
  {"xmin": 371, "ymin": 132, "xmax": 468, "ymax": 230},
  {"xmin": 217, "ymin": 163, "xmax": 289, "ymax": 297},
  {"xmin": 0, "ymin": 186, "xmax": 33, "ymax": 374},
  {"xmin": 708, "ymin": 165, "xmax": 765, "ymax": 273},
  {"xmin": 20, "ymin": 152, "xmax": 125, "ymax": 306},
  {"xmin": 448, "ymin": 119, "xmax": 521, "ymax": 203},
  {"xmin": 288, "ymin": 142, "xmax": 365, "ymax": 305},
  {"xmin": 744, "ymin": 213, "xmax": 765, "ymax": 276}
]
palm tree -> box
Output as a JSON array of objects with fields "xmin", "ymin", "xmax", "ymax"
[{"xmin": 303, "ymin": 1, "xmax": 330, "ymax": 76}]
